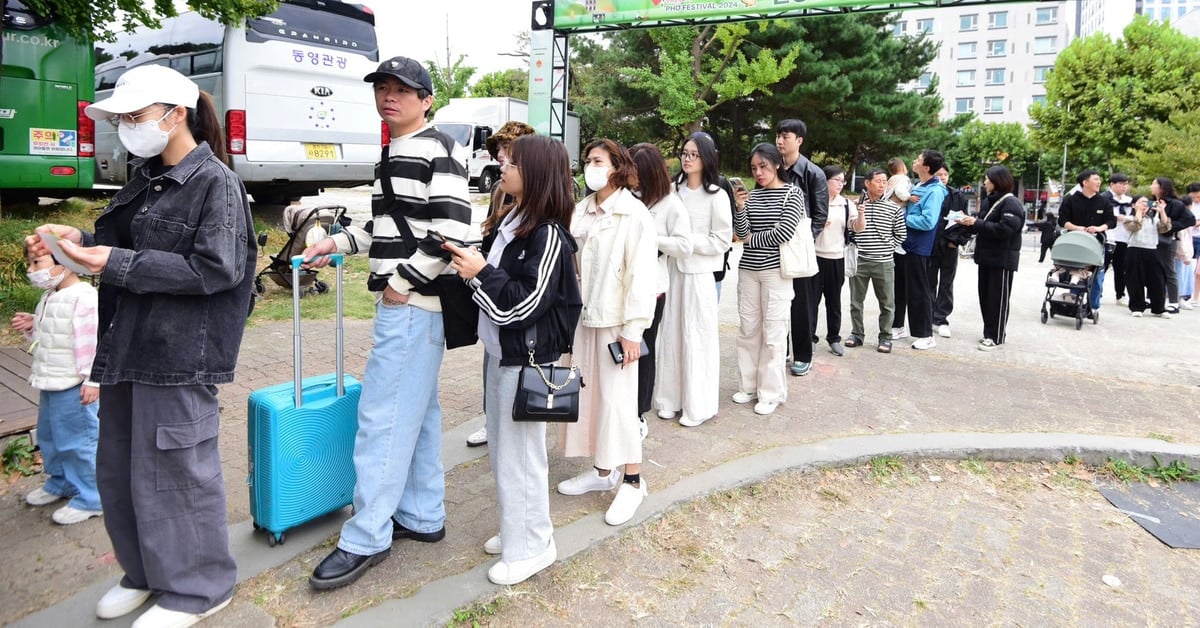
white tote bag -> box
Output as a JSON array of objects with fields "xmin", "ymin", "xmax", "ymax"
[{"xmin": 779, "ymin": 187, "xmax": 818, "ymax": 278}]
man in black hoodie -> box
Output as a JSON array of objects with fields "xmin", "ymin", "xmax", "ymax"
[{"xmin": 1058, "ymin": 169, "xmax": 1115, "ymax": 310}]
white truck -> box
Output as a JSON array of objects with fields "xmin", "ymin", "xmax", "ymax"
[{"xmin": 433, "ymin": 97, "xmax": 581, "ymax": 192}]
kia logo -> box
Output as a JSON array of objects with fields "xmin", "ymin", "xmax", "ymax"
[{"xmin": 311, "ymin": 86, "xmax": 333, "ymax": 97}]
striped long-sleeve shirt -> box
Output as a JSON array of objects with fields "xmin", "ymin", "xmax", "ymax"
[
  {"xmin": 855, "ymin": 196, "xmax": 907, "ymax": 263},
  {"xmin": 733, "ymin": 185, "xmax": 805, "ymax": 271}
]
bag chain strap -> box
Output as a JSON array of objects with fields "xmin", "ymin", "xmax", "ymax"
[{"xmin": 527, "ymin": 350, "xmax": 577, "ymax": 392}]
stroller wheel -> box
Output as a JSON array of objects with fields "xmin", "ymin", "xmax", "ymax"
[
  {"xmin": 1040, "ymin": 309, "xmax": 1048, "ymax": 324},
  {"xmin": 1075, "ymin": 316, "xmax": 1083, "ymax": 330},
  {"xmin": 314, "ymin": 280, "xmax": 329, "ymax": 294},
  {"xmin": 254, "ymin": 277, "xmax": 265, "ymax": 295}
]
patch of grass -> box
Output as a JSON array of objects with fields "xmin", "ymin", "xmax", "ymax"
[
  {"xmin": 2, "ymin": 436, "xmax": 41, "ymax": 476},
  {"xmin": 248, "ymin": 240, "xmax": 378, "ymax": 324},
  {"xmin": 1146, "ymin": 433, "xmax": 1176, "ymax": 443},
  {"xmin": 868, "ymin": 455, "xmax": 904, "ymax": 481},
  {"xmin": 1145, "ymin": 456, "xmax": 1200, "ymax": 484},
  {"xmin": 447, "ymin": 598, "xmax": 504, "ymax": 627},
  {"xmin": 959, "ymin": 458, "xmax": 988, "ymax": 475},
  {"xmin": 1063, "ymin": 454, "xmax": 1082, "ymax": 466},
  {"xmin": 1102, "ymin": 458, "xmax": 1147, "ymax": 483}
]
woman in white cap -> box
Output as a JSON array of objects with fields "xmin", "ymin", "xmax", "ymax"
[{"xmin": 26, "ymin": 64, "xmax": 254, "ymax": 628}]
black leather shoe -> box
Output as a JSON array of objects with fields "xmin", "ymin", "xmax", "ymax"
[
  {"xmin": 391, "ymin": 518, "xmax": 446, "ymax": 543},
  {"xmin": 310, "ymin": 547, "xmax": 391, "ymax": 590}
]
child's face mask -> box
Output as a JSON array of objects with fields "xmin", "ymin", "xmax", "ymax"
[{"xmin": 27, "ymin": 267, "xmax": 65, "ymax": 290}]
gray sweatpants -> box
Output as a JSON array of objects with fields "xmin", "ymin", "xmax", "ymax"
[
  {"xmin": 97, "ymin": 382, "xmax": 236, "ymax": 613},
  {"xmin": 484, "ymin": 357, "xmax": 554, "ymax": 562}
]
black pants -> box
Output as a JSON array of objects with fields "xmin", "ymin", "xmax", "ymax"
[
  {"xmin": 1038, "ymin": 240, "xmax": 1053, "ymax": 263},
  {"xmin": 812, "ymin": 256, "xmax": 846, "ymax": 343},
  {"xmin": 894, "ymin": 253, "xmax": 934, "ymax": 338},
  {"xmin": 638, "ymin": 294, "xmax": 665, "ymax": 416},
  {"xmin": 1111, "ymin": 242, "xmax": 1128, "ymax": 300},
  {"xmin": 929, "ymin": 242, "xmax": 959, "ymax": 327},
  {"xmin": 977, "ymin": 266, "xmax": 1014, "ymax": 344},
  {"xmin": 1157, "ymin": 240, "xmax": 1179, "ymax": 303},
  {"xmin": 1127, "ymin": 246, "xmax": 1167, "ymax": 314},
  {"xmin": 790, "ymin": 274, "xmax": 819, "ymax": 363}
]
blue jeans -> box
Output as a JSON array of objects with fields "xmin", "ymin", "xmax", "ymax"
[
  {"xmin": 1089, "ymin": 267, "xmax": 1105, "ymax": 310},
  {"xmin": 337, "ymin": 302, "xmax": 446, "ymax": 556},
  {"xmin": 38, "ymin": 386, "xmax": 100, "ymax": 511}
]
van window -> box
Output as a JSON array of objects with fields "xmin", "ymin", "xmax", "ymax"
[{"xmin": 246, "ymin": 2, "xmax": 378, "ymax": 60}]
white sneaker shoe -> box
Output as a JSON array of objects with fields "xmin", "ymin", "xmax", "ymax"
[
  {"xmin": 131, "ymin": 597, "xmax": 231, "ymax": 628},
  {"xmin": 656, "ymin": 409, "xmax": 677, "ymax": 420},
  {"xmin": 1183, "ymin": 300, "xmax": 1195, "ymax": 310},
  {"xmin": 605, "ymin": 481, "xmax": 648, "ymax": 525},
  {"xmin": 678, "ymin": 414, "xmax": 713, "ymax": 428},
  {"xmin": 731, "ymin": 391, "xmax": 757, "ymax": 404},
  {"xmin": 936, "ymin": 324, "xmax": 951, "ymax": 338},
  {"xmin": 96, "ymin": 583, "xmax": 153, "ymax": 619},
  {"xmin": 638, "ymin": 416, "xmax": 649, "ymax": 442},
  {"xmin": 891, "ymin": 327, "xmax": 909, "ymax": 340},
  {"xmin": 753, "ymin": 401, "xmax": 779, "ymax": 415},
  {"xmin": 1116, "ymin": 297, "xmax": 1128, "ymax": 306},
  {"xmin": 912, "ymin": 336, "xmax": 936, "ymax": 350},
  {"xmin": 52, "ymin": 504, "xmax": 102, "ymax": 525},
  {"xmin": 1130, "ymin": 311, "xmax": 1143, "ymax": 318},
  {"xmin": 484, "ymin": 535, "xmax": 502, "ymax": 555},
  {"xmin": 1155, "ymin": 311, "xmax": 1173, "ymax": 319},
  {"xmin": 25, "ymin": 487, "xmax": 63, "ymax": 507},
  {"xmin": 487, "ymin": 538, "xmax": 556, "ymax": 585},
  {"xmin": 557, "ymin": 468, "xmax": 620, "ymax": 495},
  {"xmin": 466, "ymin": 426, "xmax": 488, "ymax": 447}
]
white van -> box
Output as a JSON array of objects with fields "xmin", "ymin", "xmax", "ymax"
[{"xmin": 92, "ymin": 0, "xmax": 381, "ymax": 205}]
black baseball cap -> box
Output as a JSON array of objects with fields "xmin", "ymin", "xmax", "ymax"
[{"xmin": 363, "ymin": 56, "xmax": 434, "ymax": 94}]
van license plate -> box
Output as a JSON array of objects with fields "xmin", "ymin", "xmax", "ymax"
[{"xmin": 305, "ymin": 144, "xmax": 337, "ymax": 160}]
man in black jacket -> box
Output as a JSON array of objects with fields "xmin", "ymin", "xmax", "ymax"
[
  {"xmin": 929, "ymin": 165, "xmax": 971, "ymax": 338},
  {"xmin": 1058, "ymin": 169, "xmax": 1115, "ymax": 311},
  {"xmin": 776, "ymin": 119, "xmax": 828, "ymax": 377}
]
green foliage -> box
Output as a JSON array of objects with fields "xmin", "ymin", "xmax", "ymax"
[
  {"xmin": 426, "ymin": 55, "xmax": 477, "ymax": 112},
  {"xmin": 1102, "ymin": 458, "xmax": 1147, "ymax": 483},
  {"xmin": 1030, "ymin": 15, "xmax": 1200, "ymax": 172},
  {"xmin": 471, "ymin": 69, "xmax": 529, "ymax": 99},
  {"xmin": 1145, "ymin": 456, "xmax": 1200, "ymax": 484},
  {"xmin": 868, "ymin": 455, "xmax": 904, "ymax": 480},
  {"xmin": 447, "ymin": 598, "xmax": 503, "ymax": 627},
  {"xmin": 19, "ymin": 0, "xmax": 278, "ymax": 43},
  {"xmin": 1117, "ymin": 109, "xmax": 1200, "ymax": 187},
  {"xmin": 2, "ymin": 436, "xmax": 40, "ymax": 477},
  {"xmin": 945, "ymin": 121, "xmax": 1035, "ymax": 186},
  {"xmin": 248, "ymin": 229, "xmax": 377, "ymax": 323}
]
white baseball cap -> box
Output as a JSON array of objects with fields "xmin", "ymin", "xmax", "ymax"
[{"xmin": 84, "ymin": 65, "xmax": 200, "ymax": 121}]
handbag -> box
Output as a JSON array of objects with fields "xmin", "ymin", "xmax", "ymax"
[
  {"xmin": 778, "ymin": 187, "xmax": 818, "ymax": 278},
  {"xmin": 513, "ymin": 328, "xmax": 580, "ymax": 423},
  {"xmin": 843, "ymin": 242, "xmax": 858, "ymax": 278}
]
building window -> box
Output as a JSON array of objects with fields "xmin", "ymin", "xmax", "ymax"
[
  {"xmin": 1033, "ymin": 65, "xmax": 1052, "ymax": 83},
  {"xmin": 917, "ymin": 72, "xmax": 933, "ymax": 88},
  {"xmin": 916, "ymin": 18, "xmax": 933, "ymax": 34},
  {"xmin": 1031, "ymin": 94, "xmax": 1048, "ymax": 108},
  {"xmin": 984, "ymin": 96, "xmax": 1004, "ymax": 114},
  {"xmin": 986, "ymin": 68, "xmax": 1005, "ymax": 85},
  {"xmin": 960, "ymin": 14, "xmax": 978, "ymax": 31},
  {"xmin": 893, "ymin": 21, "xmax": 906, "ymax": 36},
  {"xmin": 1035, "ymin": 36, "xmax": 1058, "ymax": 54},
  {"xmin": 1036, "ymin": 7, "xmax": 1058, "ymax": 25},
  {"xmin": 988, "ymin": 40, "xmax": 1007, "ymax": 57},
  {"xmin": 957, "ymin": 70, "xmax": 976, "ymax": 86},
  {"xmin": 988, "ymin": 11, "xmax": 1009, "ymax": 29},
  {"xmin": 958, "ymin": 41, "xmax": 978, "ymax": 59},
  {"xmin": 955, "ymin": 98, "xmax": 974, "ymax": 114}
]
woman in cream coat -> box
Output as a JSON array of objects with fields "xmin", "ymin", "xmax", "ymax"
[
  {"xmin": 655, "ymin": 132, "xmax": 732, "ymax": 427},
  {"xmin": 558, "ymin": 138, "xmax": 658, "ymax": 526}
]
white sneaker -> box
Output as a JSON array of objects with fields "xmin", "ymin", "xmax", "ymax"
[
  {"xmin": 638, "ymin": 416, "xmax": 648, "ymax": 442},
  {"xmin": 977, "ymin": 339, "xmax": 1000, "ymax": 351},
  {"xmin": 731, "ymin": 391, "xmax": 757, "ymax": 404},
  {"xmin": 1183, "ymin": 300, "xmax": 1195, "ymax": 310},
  {"xmin": 1116, "ymin": 297, "xmax": 1128, "ymax": 306},
  {"xmin": 1131, "ymin": 311, "xmax": 1143, "ymax": 318},
  {"xmin": 557, "ymin": 468, "xmax": 620, "ymax": 495},
  {"xmin": 25, "ymin": 487, "xmax": 63, "ymax": 507},
  {"xmin": 484, "ymin": 535, "xmax": 502, "ymax": 555},
  {"xmin": 936, "ymin": 324, "xmax": 951, "ymax": 338},
  {"xmin": 131, "ymin": 597, "xmax": 231, "ymax": 628},
  {"xmin": 753, "ymin": 401, "xmax": 779, "ymax": 415},
  {"xmin": 1155, "ymin": 311, "xmax": 1173, "ymax": 319},
  {"xmin": 656, "ymin": 409, "xmax": 677, "ymax": 420},
  {"xmin": 487, "ymin": 538, "xmax": 556, "ymax": 585},
  {"xmin": 466, "ymin": 426, "xmax": 487, "ymax": 447},
  {"xmin": 891, "ymin": 327, "xmax": 909, "ymax": 340},
  {"xmin": 912, "ymin": 337, "xmax": 936, "ymax": 350},
  {"xmin": 52, "ymin": 504, "xmax": 102, "ymax": 525},
  {"xmin": 604, "ymin": 481, "xmax": 648, "ymax": 525},
  {"xmin": 678, "ymin": 414, "xmax": 713, "ymax": 428},
  {"xmin": 96, "ymin": 583, "xmax": 153, "ymax": 619}
]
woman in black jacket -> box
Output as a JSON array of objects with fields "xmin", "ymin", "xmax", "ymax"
[
  {"xmin": 444, "ymin": 135, "xmax": 582, "ymax": 586},
  {"xmin": 956, "ymin": 165, "xmax": 1025, "ymax": 350}
]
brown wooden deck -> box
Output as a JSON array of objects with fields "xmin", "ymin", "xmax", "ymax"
[{"xmin": 0, "ymin": 347, "xmax": 37, "ymax": 439}]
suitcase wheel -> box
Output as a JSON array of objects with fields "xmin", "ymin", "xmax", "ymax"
[
  {"xmin": 252, "ymin": 521, "xmax": 260, "ymax": 531},
  {"xmin": 268, "ymin": 532, "xmax": 285, "ymax": 547}
]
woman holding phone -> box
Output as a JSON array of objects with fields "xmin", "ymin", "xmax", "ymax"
[
  {"xmin": 558, "ymin": 138, "xmax": 657, "ymax": 526},
  {"xmin": 443, "ymin": 135, "xmax": 582, "ymax": 585}
]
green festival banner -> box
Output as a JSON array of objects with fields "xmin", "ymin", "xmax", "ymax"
[{"xmin": 553, "ymin": 0, "xmax": 901, "ymax": 30}]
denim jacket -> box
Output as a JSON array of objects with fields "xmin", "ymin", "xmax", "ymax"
[{"xmin": 82, "ymin": 142, "xmax": 256, "ymax": 385}]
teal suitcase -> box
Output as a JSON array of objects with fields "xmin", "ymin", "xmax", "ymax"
[{"xmin": 247, "ymin": 254, "xmax": 359, "ymax": 546}]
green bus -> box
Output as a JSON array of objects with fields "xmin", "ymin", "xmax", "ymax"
[{"xmin": 1, "ymin": 0, "xmax": 95, "ymax": 202}]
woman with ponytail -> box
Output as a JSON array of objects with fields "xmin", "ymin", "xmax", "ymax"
[{"xmin": 26, "ymin": 64, "xmax": 254, "ymax": 626}]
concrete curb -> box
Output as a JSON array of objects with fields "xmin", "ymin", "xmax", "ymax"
[{"xmin": 341, "ymin": 432, "xmax": 1200, "ymax": 627}]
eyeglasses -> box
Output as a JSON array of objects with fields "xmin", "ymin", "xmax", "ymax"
[
  {"xmin": 106, "ymin": 106, "xmax": 169, "ymax": 129},
  {"xmin": 829, "ymin": 177, "xmax": 846, "ymax": 184},
  {"xmin": 680, "ymin": 151, "xmax": 701, "ymax": 161}
]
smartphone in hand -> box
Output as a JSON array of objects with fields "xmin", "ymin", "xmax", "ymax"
[
  {"xmin": 427, "ymin": 229, "xmax": 480, "ymax": 248},
  {"xmin": 729, "ymin": 177, "xmax": 747, "ymax": 194}
]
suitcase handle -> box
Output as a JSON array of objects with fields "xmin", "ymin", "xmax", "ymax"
[{"xmin": 290, "ymin": 254, "xmax": 345, "ymax": 407}]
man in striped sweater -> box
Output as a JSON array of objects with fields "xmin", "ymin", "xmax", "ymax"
[
  {"xmin": 846, "ymin": 169, "xmax": 907, "ymax": 353},
  {"xmin": 304, "ymin": 56, "xmax": 472, "ymax": 590}
]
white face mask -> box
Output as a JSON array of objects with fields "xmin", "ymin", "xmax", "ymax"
[
  {"xmin": 27, "ymin": 268, "xmax": 65, "ymax": 290},
  {"xmin": 584, "ymin": 165, "xmax": 612, "ymax": 193},
  {"xmin": 118, "ymin": 109, "xmax": 177, "ymax": 158}
]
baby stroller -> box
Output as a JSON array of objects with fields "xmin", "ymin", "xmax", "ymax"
[
  {"xmin": 1040, "ymin": 230, "xmax": 1105, "ymax": 330},
  {"xmin": 254, "ymin": 205, "xmax": 350, "ymax": 297}
]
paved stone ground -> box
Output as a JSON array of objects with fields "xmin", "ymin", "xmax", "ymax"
[{"xmin": 3, "ymin": 190, "xmax": 1199, "ymax": 626}]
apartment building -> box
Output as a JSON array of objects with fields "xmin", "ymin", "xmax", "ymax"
[{"xmin": 1079, "ymin": 0, "xmax": 1200, "ymax": 36}]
